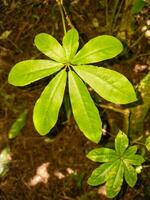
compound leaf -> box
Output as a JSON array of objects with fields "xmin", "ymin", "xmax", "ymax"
[
  {"xmin": 33, "ymin": 70, "xmax": 67, "ymax": 135},
  {"xmin": 34, "ymin": 33, "xmax": 66, "ymax": 63},
  {"xmin": 74, "ymin": 65, "xmax": 137, "ymax": 104},
  {"xmin": 88, "ymin": 163, "xmax": 114, "ymax": 186},
  {"xmin": 68, "ymin": 70, "xmax": 102, "ymax": 143},
  {"xmin": 124, "ymin": 162, "xmax": 137, "ymax": 187},
  {"xmin": 115, "ymin": 131, "xmax": 128, "ymax": 155},
  {"xmin": 106, "ymin": 160, "xmax": 124, "ymax": 198},
  {"xmin": 87, "ymin": 148, "xmax": 118, "ymax": 162},
  {"xmin": 63, "ymin": 28, "xmax": 79, "ymax": 61},
  {"xmin": 8, "ymin": 60, "xmax": 63, "ymax": 86},
  {"xmin": 72, "ymin": 35, "xmax": 123, "ymax": 64}
]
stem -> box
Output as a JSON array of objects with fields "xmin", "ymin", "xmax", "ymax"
[
  {"xmin": 105, "ymin": 0, "xmax": 109, "ymax": 31},
  {"xmin": 110, "ymin": 0, "xmax": 120, "ymax": 33},
  {"xmin": 56, "ymin": 0, "xmax": 66, "ymax": 34}
]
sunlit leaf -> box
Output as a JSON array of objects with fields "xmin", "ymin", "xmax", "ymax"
[
  {"xmin": 68, "ymin": 70, "xmax": 102, "ymax": 143},
  {"xmin": 34, "ymin": 33, "xmax": 66, "ymax": 62},
  {"xmin": 33, "ymin": 70, "xmax": 67, "ymax": 135},
  {"xmin": 115, "ymin": 131, "xmax": 128, "ymax": 155},
  {"xmin": 63, "ymin": 28, "xmax": 79, "ymax": 61},
  {"xmin": 87, "ymin": 148, "xmax": 118, "ymax": 162},
  {"xmin": 74, "ymin": 65, "xmax": 137, "ymax": 104},
  {"xmin": 72, "ymin": 35, "xmax": 123, "ymax": 64},
  {"xmin": 8, "ymin": 109, "xmax": 28, "ymax": 139},
  {"xmin": 8, "ymin": 60, "xmax": 63, "ymax": 86}
]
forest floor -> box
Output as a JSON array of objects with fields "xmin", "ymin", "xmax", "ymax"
[{"xmin": 0, "ymin": 0, "xmax": 150, "ymax": 200}]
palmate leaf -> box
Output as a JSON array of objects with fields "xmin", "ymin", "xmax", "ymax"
[
  {"xmin": 71, "ymin": 35, "xmax": 123, "ymax": 64},
  {"xmin": 63, "ymin": 28, "xmax": 79, "ymax": 61},
  {"xmin": 34, "ymin": 33, "xmax": 66, "ymax": 63},
  {"xmin": 86, "ymin": 148, "xmax": 118, "ymax": 162},
  {"xmin": 87, "ymin": 131, "xmax": 145, "ymax": 198},
  {"xmin": 74, "ymin": 65, "xmax": 137, "ymax": 104},
  {"xmin": 8, "ymin": 60, "xmax": 63, "ymax": 86},
  {"xmin": 33, "ymin": 70, "xmax": 67, "ymax": 135},
  {"xmin": 68, "ymin": 70, "xmax": 102, "ymax": 143}
]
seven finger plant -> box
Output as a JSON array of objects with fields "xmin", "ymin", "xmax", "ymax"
[
  {"xmin": 8, "ymin": 28, "xmax": 137, "ymax": 143},
  {"xmin": 87, "ymin": 131, "xmax": 145, "ymax": 198}
]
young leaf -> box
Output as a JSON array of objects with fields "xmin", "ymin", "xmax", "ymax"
[
  {"xmin": 74, "ymin": 65, "xmax": 137, "ymax": 104},
  {"xmin": 71, "ymin": 35, "xmax": 123, "ymax": 64},
  {"xmin": 106, "ymin": 160, "xmax": 124, "ymax": 198},
  {"xmin": 33, "ymin": 70, "xmax": 67, "ymax": 135},
  {"xmin": 124, "ymin": 162, "xmax": 137, "ymax": 187},
  {"xmin": 8, "ymin": 109, "xmax": 28, "ymax": 139},
  {"xmin": 88, "ymin": 163, "xmax": 114, "ymax": 186},
  {"xmin": 87, "ymin": 148, "xmax": 118, "ymax": 162},
  {"xmin": 68, "ymin": 70, "xmax": 102, "ymax": 143},
  {"xmin": 115, "ymin": 131, "xmax": 128, "ymax": 155},
  {"xmin": 8, "ymin": 60, "xmax": 63, "ymax": 86},
  {"xmin": 145, "ymin": 136, "xmax": 150, "ymax": 151},
  {"xmin": 63, "ymin": 28, "xmax": 79, "ymax": 61},
  {"xmin": 34, "ymin": 33, "xmax": 66, "ymax": 63}
]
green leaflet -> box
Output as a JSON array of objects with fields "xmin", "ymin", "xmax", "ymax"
[
  {"xmin": 87, "ymin": 148, "xmax": 118, "ymax": 162},
  {"xmin": 123, "ymin": 146, "xmax": 137, "ymax": 156},
  {"xmin": 33, "ymin": 70, "xmax": 67, "ymax": 135},
  {"xmin": 115, "ymin": 131, "xmax": 128, "ymax": 155},
  {"xmin": 34, "ymin": 33, "xmax": 66, "ymax": 63},
  {"xmin": 71, "ymin": 35, "xmax": 123, "ymax": 64},
  {"xmin": 8, "ymin": 109, "xmax": 28, "ymax": 139},
  {"xmin": 74, "ymin": 65, "xmax": 137, "ymax": 104},
  {"xmin": 68, "ymin": 70, "xmax": 102, "ymax": 143},
  {"xmin": 123, "ymin": 155, "xmax": 145, "ymax": 166},
  {"xmin": 63, "ymin": 28, "xmax": 79, "ymax": 61},
  {"xmin": 8, "ymin": 60, "xmax": 63, "ymax": 86},
  {"xmin": 106, "ymin": 160, "xmax": 124, "ymax": 198},
  {"xmin": 124, "ymin": 162, "xmax": 137, "ymax": 187},
  {"xmin": 88, "ymin": 162, "xmax": 115, "ymax": 186}
]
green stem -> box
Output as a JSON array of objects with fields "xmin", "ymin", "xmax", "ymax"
[{"xmin": 56, "ymin": 0, "xmax": 66, "ymax": 34}]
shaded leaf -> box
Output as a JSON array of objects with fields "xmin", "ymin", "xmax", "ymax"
[
  {"xmin": 115, "ymin": 131, "xmax": 128, "ymax": 155},
  {"xmin": 87, "ymin": 148, "xmax": 118, "ymax": 163},
  {"xmin": 124, "ymin": 146, "xmax": 137, "ymax": 156},
  {"xmin": 145, "ymin": 136, "xmax": 150, "ymax": 151},
  {"xmin": 132, "ymin": 0, "xmax": 147, "ymax": 14},
  {"xmin": 34, "ymin": 33, "xmax": 66, "ymax": 62},
  {"xmin": 88, "ymin": 162, "xmax": 115, "ymax": 186},
  {"xmin": 72, "ymin": 35, "xmax": 123, "ymax": 64},
  {"xmin": 124, "ymin": 155, "xmax": 145, "ymax": 165},
  {"xmin": 124, "ymin": 162, "xmax": 137, "ymax": 187},
  {"xmin": 106, "ymin": 160, "xmax": 124, "ymax": 198},
  {"xmin": 8, "ymin": 60, "xmax": 63, "ymax": 86},
  {"xmin": 33, "ymin": 70, "xmax": 67, "ymax": 135},
  {"xmin": 68, "ymin": 70, "xmax": 102, "ymax": 143},
  {"xmin": 63, "ymin": 28, "xmax": 79, "ymax": 61},
  {"xmin": 8, "ymin": 109, "xmax": 28, "ymax": 139},
  {"xmin": 74, "ymin": 65, "xmax": 137, "ymax": 104}
]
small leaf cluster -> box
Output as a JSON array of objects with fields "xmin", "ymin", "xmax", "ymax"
[
  {"xmin": 8, "ymin": 29, "xmax": 137, "ymax": 143},
  {"xmin": 87, "ymin": 131, "xmax": 145, "ymax": 198}
]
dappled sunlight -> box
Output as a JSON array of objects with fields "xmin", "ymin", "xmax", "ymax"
[{"xmin": 28, "ymin": 162, "xmax": 50, "ymax": 186}]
